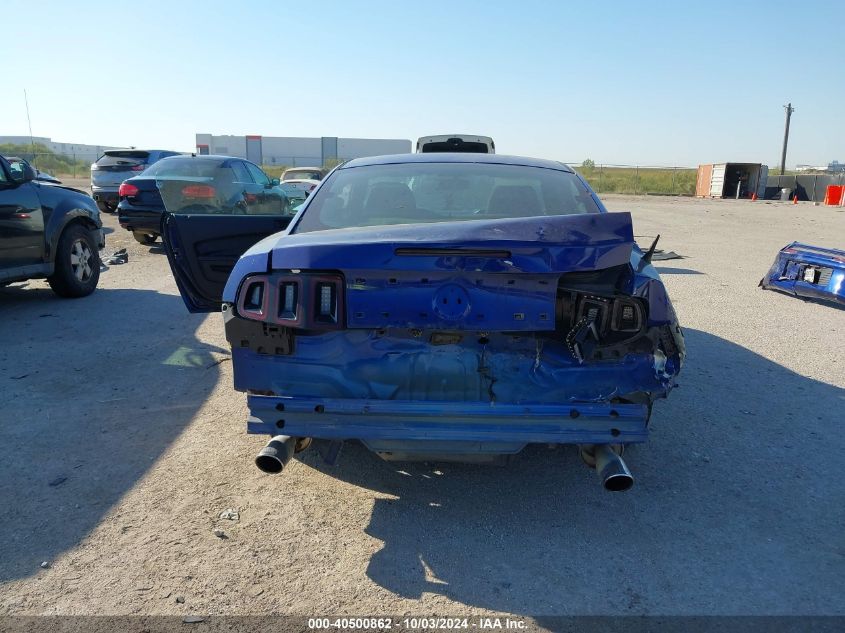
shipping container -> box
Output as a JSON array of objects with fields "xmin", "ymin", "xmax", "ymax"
[{"xmin": 695, "ymin": 163, "xmax": 768, "ymax": 199}]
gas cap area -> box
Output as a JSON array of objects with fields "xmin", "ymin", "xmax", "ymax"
[{"xmin": 433, "ymin": 283, "xmax": 471, "ymax": 320}]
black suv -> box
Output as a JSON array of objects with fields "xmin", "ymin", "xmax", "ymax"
[{"xmin": 0, "ymin": 156, "xmax": 104, "ymax": 297}]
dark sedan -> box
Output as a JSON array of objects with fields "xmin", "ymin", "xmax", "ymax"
[{"xmin": 118, "ymin": 155, "xmax": 291, "ymax": 244}]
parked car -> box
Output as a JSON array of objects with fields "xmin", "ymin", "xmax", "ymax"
[
  {"xmin": 160, "ymin": 153, "xmax": 684, "ymax": 491},
  {"xmin": 118, "ymin": 155, "xmax": 291, "ymax": 244},
  {"xmin": 416, "ymin": 134, "xmax": 495, "ymax": 153},
  {"xmin": 278, "ymin": 178, "xmax": 321, "ymax": 207},
  {"xmin": 91, "ymin": 149, "xmax": 181, "ymax": 213},
  {"xmin": 0, "ymin": 155, "xmax": 104, "ymax": 297},
  {"xmin": 281, "ymin": 167, "xmax": 327, "ymax": 181}
]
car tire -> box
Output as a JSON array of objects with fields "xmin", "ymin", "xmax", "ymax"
[
  {"xmin": 96, "ymin": 200, "xmax": 115, "ymax": 214},
  {"xmin": 47, "ymin": 224, "xmax": 100, "ymax": 298},
  {"xmin": 133, "ymin": 231, "xmax": 158, "ymax": 245}
]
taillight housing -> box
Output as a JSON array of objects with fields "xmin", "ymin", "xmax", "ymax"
[
  {"xmin": 611, "ymin": 299, "xmax": 643, "ymax": 332},
  {"xmin": 236, "ymin": 272, "xmax": 344, "ymax": 330},
  {"xmin": 182, "ymin": 184, "xmax": 216, "ymax": 199},
  {"xmin": 131, "ymin": 164, "xmax": 145, "ymax": 171},
  {"xmin": 236, "ymin": 276, "xmax": 270, "ymax": 321},
  {"xmin": 118, "ymin": 182, "xmax": 139, "ymax": 198}
]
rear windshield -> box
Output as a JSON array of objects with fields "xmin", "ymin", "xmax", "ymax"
[
  {"xmin": 142, "ymin": 158, "xmax": 223, "ymax": 178},
  {"xmin": 283, "ymin": 169, "xmax": 322, "ymax": 181},
  {"xmin": 96, "ymin": 150, "xmax": 150, "ymax": 166},
  {"xmin": 421, "ymin": 141, "xmax": 489, "ymax": 153},
  {"xmin": 294, "ymin": 162, "xmax": 600, "ymax": 233}
]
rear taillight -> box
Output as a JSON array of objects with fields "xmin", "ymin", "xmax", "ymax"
[
  {"xmin": 237, "ymin": 276, "xmax": 269, "ymax": 321},
  {"xmin": 118, "ymin": 182, "xmax": 139, "ymax": 197},
  {"xmin": 131, "ymin": 164, "xmax": 145, "ymax": 171},
  {"xmin": 315, "ymin": 281, "xmax": 338, "ymax": 323},
  {"xmin": 277, "ymin": 280, "xmax": 301, "ymax": 323},
  {"xmin": 237, "ymin": 272, "xmax": 344, "ymax": 330},
  {"xmin": 307, "ymin": 184, "xmax": 316, "ymax": 191},
  {"xmin": 182, "ymin": 184, "xmax": 216, "ymax": 198},
  {"xmin": 611, "ymin": 299, "xmax": 643, "ymax": 332}
]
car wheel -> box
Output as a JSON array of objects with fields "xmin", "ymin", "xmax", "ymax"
[
  {"xmin": 47, "ymin": 224, "xmax": 100, "ymax": 298},
  {"xmin": 133, "ymin": 231, "xmax": 158, "ymax": 245}
]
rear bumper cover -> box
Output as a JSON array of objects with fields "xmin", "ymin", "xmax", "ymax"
[
  {"xmin": 117, "ymin": 204, "xmax": 164, "ymax": 233},
  {"xmin": 92, "ymin": 190, "xmax": 118, "ymax": 205},
  {"xmin": 760, "ymin": 242, "xmax": 845, "ymax": 305},
  {"xmin": 247, "ymin": 395, "xmax": 650, "ymax": 445}
]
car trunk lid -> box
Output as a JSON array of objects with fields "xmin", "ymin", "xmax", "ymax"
[{"xmin": 269, "ymin": 212, "xmax": 634, "ymax": 331}]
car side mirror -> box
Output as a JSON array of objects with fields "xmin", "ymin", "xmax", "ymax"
[
  {"xmin": 270, "ymin": 178, "xmax": 280, "ymax": 186},
  {"xmin": 10, "ymin": 163, "xmax": 37, "ymax": 184}
]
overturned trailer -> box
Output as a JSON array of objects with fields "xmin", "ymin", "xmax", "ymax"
[{"xmin": 695, "ymin": 163, "xmax": 768, "ymax": 199}]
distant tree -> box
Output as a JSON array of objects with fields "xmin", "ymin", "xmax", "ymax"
[{"xmin": 581, "ymin": 158, "xmax": 595, "ymax": 169}]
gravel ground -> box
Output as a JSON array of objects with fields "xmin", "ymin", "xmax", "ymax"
[{"xmin": 0, "ymin": 191, "xmax": 843, "ymax": 617}]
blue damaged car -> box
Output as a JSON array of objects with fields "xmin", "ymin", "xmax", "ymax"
[
  {"xmin": 160, "ymin": 153, "xmax": 685, "ymax": 491},
  {"xmin": 760, "ymin": 242, "xmax": 845, "ymax": 306}
]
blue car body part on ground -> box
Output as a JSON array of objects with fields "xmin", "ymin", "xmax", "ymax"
[
  {"xmin": 162, "ymin": 153, "xmax": 684, "ymax": 487},
  {"xmin": 760, "ymin": 242, "xmax": 845, "ymax": 306}
]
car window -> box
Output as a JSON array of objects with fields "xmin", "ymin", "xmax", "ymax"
[
  {"xmin": 0, "ymin": 162, "xmax": 8, "ymax": 183},
  {"xmin": 283, "ymin": 169, "xmax": 322, "ymax": 181},
  {"xmin": 231, "ymin": 161, "xmax": 253, "ymax": 184},
  {"xmin": 143, "ymin": 158, "xmax": 222, "ymax": 178},
  {"xmin": 293, "ymin": 162, "xmax": 600, "ymax": 233},
  {"xmin": 153, "ymin": 160, "xmax": 284, "ymax": 215},
  {"xmin": 245, "ymin": 163, "xmax": 270, "ymax": 186},
  {"xmin": 96, "ymin": 150, "xmax": 150, "ymax": 167}
]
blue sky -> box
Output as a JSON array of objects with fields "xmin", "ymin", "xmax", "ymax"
[{"xmin": 2, "ymin": 0, "xmax": 841, "ymax": 166}]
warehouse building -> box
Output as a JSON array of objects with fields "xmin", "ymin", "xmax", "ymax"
[
  {"xmin": 195, "ymin": 134, "xmax": 411, "ymax": 167},
  {"xmin": 0, "ymin": 135, "xmax": 121, "ymax": 163}
]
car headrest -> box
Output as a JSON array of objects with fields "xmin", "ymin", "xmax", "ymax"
[
  {"xmin": 364, "ymin": 182, "xmax": 416, "ymax": 215},
  {"xmin": 488, "ymin": 185, "xmax": 543, "ymax": 216}
]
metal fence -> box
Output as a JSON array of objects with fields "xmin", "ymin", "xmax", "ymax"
[
  {"xmin": 562, "ymin": 163, "xmax": 698, "ymax": 196},
  {"xmin": 13, "ymin": 151, "xmax": 99, "ymax": 179},
  {"xmin": 765, "ymin": 173, "xmax": 845, "ymax": 202}
]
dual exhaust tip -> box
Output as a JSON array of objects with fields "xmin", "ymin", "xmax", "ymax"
[{"xmin": 256, "ymin": 436, "xmax": 634, "ymax": 492}]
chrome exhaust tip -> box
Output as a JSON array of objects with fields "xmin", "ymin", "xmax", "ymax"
[
  {"xmin": 593, "ymin": 444, "xmax": 634, "ymax": 492},
  {"xmin": 255, "ymin": 435, "xmax": 296, "ymax": 474}
]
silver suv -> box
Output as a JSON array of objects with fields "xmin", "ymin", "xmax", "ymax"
[{"xmin": 91, "ymin": 149, "xmax": 180, "ymax": 212}]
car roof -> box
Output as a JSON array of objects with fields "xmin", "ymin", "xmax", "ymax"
[
  {"xmin": 157, "ymin": 154, "xmax": 246, "ymax": 162},
  {"xmin": 104, "ymin": 149, "xmax": 175, "ymax": 153},
  {"xmin": 340, "ymin": 153, "xmax": 573, "ymax": 172},
  {"xmin": 283, "ymin": 166, "xmax": 324, "ymax": 171}
]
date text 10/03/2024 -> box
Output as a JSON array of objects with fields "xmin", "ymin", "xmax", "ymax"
[{"xmin": 307, "ymin": 618, "xmax": 528, "ymax": 630}]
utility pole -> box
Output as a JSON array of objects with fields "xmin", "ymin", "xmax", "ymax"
[{"xmin": 780, "ymin": 102, "xmax": 794, "ymax": 175}]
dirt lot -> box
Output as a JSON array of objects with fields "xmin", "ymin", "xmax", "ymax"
[{"xmin": 0, "ymin": 191, "xmax": 843, "ymax": 617}]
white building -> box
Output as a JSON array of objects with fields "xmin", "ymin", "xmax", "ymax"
[{"xmin": 195, "ymin": 134, "xmax": 411, "ymax": 167}]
